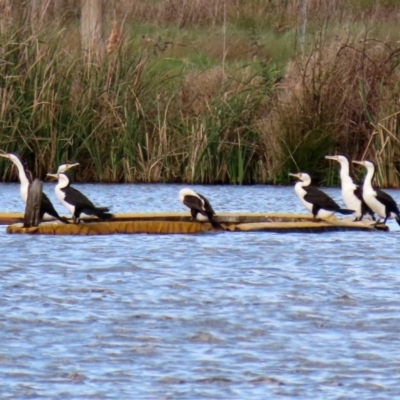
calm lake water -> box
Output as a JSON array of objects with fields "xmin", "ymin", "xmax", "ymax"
[{"xmin": 1, "ymin": 182, "xmax": 400, "ymax": 399}]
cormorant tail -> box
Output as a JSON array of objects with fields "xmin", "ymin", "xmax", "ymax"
[
  {"xmin": 207, "ymin": 213, "xmax": 224, "ymax": 230},
  {"xmin": 93, "ymin": 206, "xmax": 111, "ymax": 213},
  {"xmin": 46, "ymin": 210, "xmax": 70, "ymax": 224},
  {"xmin": 337, "ymin": 209, "xmax": 355, "ymax": 215},
  {"xmin": 82, "ymin": 207, "xmax": 114, "ymax": 221}
]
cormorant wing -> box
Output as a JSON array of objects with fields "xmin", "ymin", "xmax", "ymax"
[
  {"xmin": 63, "ymin": 186, "xmax": 97, "ymax": 209},
  {"xmin": 304, "ymin": 186, "xmax": 340, "ymax": 210},
  {"xmin": 40, "ymin": 192, "xmax": 68, "ymax": 223},
  {"xmin": 41, "ymin": 192, "xmax": 60, "ymax": 217},
  {"xmin": 376, "ymin": 189, "xmax": 400, "ymax": 212},
  {"xmin": 183, "ymin": 194, "xmax": 205, "ymax": 213},
  {"xmin": 353, "ymin": 185, "xmax": 363, "ymax": 201},
  {"xmin": 197, "ymin": 193, "xmax": 216, "ymax": 215}
]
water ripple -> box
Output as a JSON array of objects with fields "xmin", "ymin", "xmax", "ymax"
[{"xmin": 1, "ymin": 183, "xmax": 400, "ymax": 398}]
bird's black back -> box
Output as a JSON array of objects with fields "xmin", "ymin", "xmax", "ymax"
[
  {"xmin": 304, "ymin": 186, "xmax": 341, "ymax": 211},
  {"xmin": 376, "ymin": 189, "xmax": 400, "ymax": 214},
  {"xmin": 183, "ymin": 194, "xmax": 205, "ymax": 214},
  {"xmin": 62, "ymin": 186, "xmax": 97, "ymax": 210},
  {"xmin": 197, "ymin": 193, "xmax": 216, "ymax": 216}
]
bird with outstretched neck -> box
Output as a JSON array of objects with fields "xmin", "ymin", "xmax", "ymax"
[
  {"xmin": 0, "ymin": 152, "xmax": 69, "ymax": 224},
  {"xmin": 325, "ymin": 155, "xmax": 375, "ymax": 221}
]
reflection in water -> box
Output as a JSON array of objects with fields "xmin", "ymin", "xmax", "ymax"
[{"xmin": 1, "ymin": 183, "xmax": 400, "ymax": 398}]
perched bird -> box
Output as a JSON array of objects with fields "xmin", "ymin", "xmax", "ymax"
[
  {"xmin": 0, "ymin": 152, "xmax": 69, "ymax": 223},
  {"xmin": 352, "ymin": 160, "xmax": 400, "ymax": 225},
  {"xmin": 179, "ymin": 188, "xmax": 224, "ymax": 230},
  {"xmin": 325, "ymin": 155, "xmax": 375, "ymax": 221},
  {"xmin": 46, "ymin": 170, "xmax": 113, "ymax": 223},
  {"xmin": 289, "ymin": 172, "xmax": 354, "ymax": 220}
]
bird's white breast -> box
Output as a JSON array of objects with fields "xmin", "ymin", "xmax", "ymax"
[
  {"xmin": 55, "ymin": 186, "xmax": 75, "ymax": 215},
  {"xmin": 341, "ymin": 182, "xmax": 361, "ymax": 217},
  {"xmin": 294, "ymin": 184, "xmax": 313, "ymax": 212},
  {"xmin": 362, "ymin": 188, "xmax": 386, "ymax": 218}
]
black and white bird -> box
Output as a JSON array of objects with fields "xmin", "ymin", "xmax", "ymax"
[
  {"xmin": 179, "ymin": 188, "xmax": 223, "ymax": 230},
  {"xmin": 325, "ymin": 155, "xmax": 375, "ymax": 221},
  {"xmin": 352, "ymin": 160, "xmax": 400, "ymax": 225},
  {"xmin": 46, "ymin": 170, "xmax": 113, "ymax": 223},
  {"xmin": 0, "ymin": 152, "xmax": 69, "ymax": 223},
  {"xmin": 289, "ymin": 172, "xmax": 354, "ymax": 220}
]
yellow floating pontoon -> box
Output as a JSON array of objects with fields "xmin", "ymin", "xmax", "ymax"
[{"xmin": 3, "ymin": 212, "xmax": 388, "ymax": 235}]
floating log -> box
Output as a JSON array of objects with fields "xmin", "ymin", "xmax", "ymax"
[
  {"xmin": 0, "ymin": 211, "xmax": 316, "ymax": 226},
  {"xmin": 5, "ymin": 212, "xmax": 388, "ymax": 235},
  {"xmin": 0, "ymin": 213, "xmax": 24, "ymax": 225}
]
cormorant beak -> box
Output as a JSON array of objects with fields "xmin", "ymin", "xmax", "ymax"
[
  {"xmin": 325, "ymin": 155, "xmax": 338, "ymax": 161},
  {"xmin": 46, "ymin": 173, "xmax": 58, "ymax": 180},
  {"xmin": 289, "ymin": 172, "xmax": 301, "ymax": 179},
  {"xmin": 0, "ymin": 152, "xmax": 10, "ymax": 159},
  {"xmin": 352, "ymin": 160, "xmax": 365, "ymax": 166},
  {"xmin": 67, "ymin": 163, "xmax": 79, "ymax": 169},
  {"xmin": 57, "ymin": 162, "xmax": 79, "ymax": 173}
]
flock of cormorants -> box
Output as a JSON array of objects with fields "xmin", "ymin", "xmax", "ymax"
[
  {"xmin": 0, "ymin": 152, "xmax": 223, "ymax": 227},
  {"xmin": 0, "ymin": 153, "xmax": 113, "ymax": 224},
  {"xmin": 0, "ymin": 152, "xmax": 399, "ymax": 228},
  {"xmin": 290, "ymin": 155, "xmax": 400, "ymax": 226}
]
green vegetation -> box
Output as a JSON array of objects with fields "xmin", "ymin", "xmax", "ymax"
[{"xmin": 0, "ymin": 0, "xmax": 400, "ymax": 186}]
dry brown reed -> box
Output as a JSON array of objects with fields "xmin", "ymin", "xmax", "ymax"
[
  {"xmin": 360, "ymin": 112, "xmax": 400, "ymax": 188},
  {"xmin": 267, "ymin": 33, "xmax": 400, "ymax": 184},
  {"xmin": 1, "ymin": 1, "xmax": 400, "ymax": 185},
  {"xmin": 106, "ymin": 21, "xmax": 120, "ymax": 54}
]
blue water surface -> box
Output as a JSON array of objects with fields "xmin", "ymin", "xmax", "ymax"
[{"xmin": 0, "ymin": 183, "xmax": 400, "ymax": 399}]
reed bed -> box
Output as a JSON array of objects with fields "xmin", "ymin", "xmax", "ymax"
[{"xmin": 0, "ymin": 1, "xmax": 399, "ymax": 185}]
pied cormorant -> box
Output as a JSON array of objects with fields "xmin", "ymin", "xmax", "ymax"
[
  {"xmin": 352, "ymin": 160, "xmax": 400, "ymax": 225},
  {"xmin": 179, "ymin": 188, "xmax": 224, "ymax": 230},
  {"xmin": 289, "ymin": 172, "xmax": 354, "ymax": 220},
  {"xmin": 325, "ymin": 155, "xmax": 375, "ymax": 221},
  {"xmin": 0, "ymin": 152, "xmax": 69, "ymax": 223},
  {"xmin": 46, "ymin": 170, "xmax": 113, "ymax": 223}
]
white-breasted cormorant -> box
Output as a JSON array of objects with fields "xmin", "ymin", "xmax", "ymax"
[
  {"xmin": 0, "ymin": 152, "xmax": 69, "ymax": 223},
  {"xmin": 289, "ymin": 172, "xmax": 354, "ymax": 220},
  {"xmin": 325, "ymin": 155, "xmax": 375, "ymax": 221},
  {"xmin": 47, "ymin": 170, "xmax": 113, "ymax": 223},
  {"xmin": 352, "ymin": 160, "xmax": 400, "ymax": 225}
]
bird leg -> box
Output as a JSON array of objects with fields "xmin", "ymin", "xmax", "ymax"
[
  {"xmin": 72, "ymin": 216, "xmax": 82, "ymax": 224},
  {"xmin": 372, "ymin": 218, "xmax": 382, "ymax": 227}
]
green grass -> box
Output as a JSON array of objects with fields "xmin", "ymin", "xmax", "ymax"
[{"xmin": 1, "ymin": 2, "xmax": 400, "ymax": 185}]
